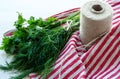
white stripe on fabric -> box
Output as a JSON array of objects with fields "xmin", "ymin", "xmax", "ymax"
[
  {"xmin": 112, "ymin": 18, "xmax": 120, "ymax": 24},
  {"xmin": 103, "ymin": 58, "xmax": 120, "ymax": 79},
  {"xmin": 112, "ymin": 22, "xmax": 120, "ymax": 28},
  {"xmin": 56, "ymin": 45, "xmax": 75, "ymax": 66},
  {"xmin": 85, "ymin": 32, "xmax": 114, "ymax": 70},
  {"xmin": 57, "ymin": 42, "xmax": 80, "ymax": 63},
  {"xmin": 94, "ymin": 49, "xmax": 120, "ymax": 79},
  {"xmin": 60, "ymin": 58, "xmax": 81, "ymax": 78},
  {"xmin": 86, "ymin": 37, "xmax": 114, "ymax": 77},
  {"xmin": 71, "ymin": 34, "xmax": 80, "ymax": 39},
  {"xmin": 56, "ymin": 43, "xmax": 75, "ymax": 62},
  {"xmin": 88, "ymin": 33, "xmax": 119, "ymax": 78},
  {"xmin": 68, "ymin": 64, "xmax": 85, "ymax": 79},
  {"xmin": 113, "ymin": 5, "xmax": 120, "ymax": 11},
  {"xmin": 111, "ymin": 67, "xmax": 120, "ymax": 79},
  {"xmin": 81, "ymin": 34, "xmax": 107, "ymax": 65},
  {"xmin": 104, "ymin": 0, "xmax": 113, "ymax": 4},
  {"xmin": 56, "ymin": 49, "xmax": 77, "ymax": 70},
  {"xmin": 77, "ymin": 71, "xmax": 86, "ymax": 79},
  {"xmin": 113, "ymin": 13, "xmax": 120, "ymax": 20},
  {"xmin": 48, "ymin": 49, "xmax": 77, "ymax": 79},
  {"xmin": 60, "ymin": 36, "xmax": 79, "ymax": 52}
]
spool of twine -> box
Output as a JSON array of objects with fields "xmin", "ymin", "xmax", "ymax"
[{"xmin": 79, "ymin": 0, "xmax": 113, "ymax": 50}]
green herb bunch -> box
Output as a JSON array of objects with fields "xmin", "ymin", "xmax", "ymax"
[{"xmin": 0, "ymin": 11, "xmax": 80, "ymax": 79}]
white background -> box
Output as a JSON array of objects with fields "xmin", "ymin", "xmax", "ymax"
[
  {"xmin": 0, "ymin": 0, "xmax": 91, "ymax": 44},
  {"xmin": 0, "ymin": 0, "xmax": 90, "ymax": 79}
]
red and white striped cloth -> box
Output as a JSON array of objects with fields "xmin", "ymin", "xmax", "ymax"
[{"xmin": 29, "ymin": 0, "xmax": 120, "ymax": 79}]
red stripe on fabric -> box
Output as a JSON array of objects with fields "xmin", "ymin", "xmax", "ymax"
[
  {"xmin": 95, "ymin": 61, "xmax": 119, "ymax": 79},
  {"xmin": 106, "ymin": 0, "xmax": 112, "ymax": 2},
  {"xmin": 60, "ymin": 48, "xmax": 76, "ymax": 64},
  {"xmin": 65, "ymin": 32, "xmax": 80, "ymax": 43},
  {"xmin": 67, "ymin": 41, "xmax": 81, "ymax": 48},
  {"xmin": 60, "ymin": 35, "xmax": 80, "ymax": 56},
  {"xmin": 83, "ymin": 24, "xmax": 119, "ymax": 78},
  {"xmin": 77, "ymin": 49, "xmax": 86, "ymax": 54},
  {"xmin": 70, "ymin": 36, "xmax": 80, "ymax": 42},
  {"xmin": 95, "ymin": 50, "xmax": 120, "ymax": 78},
  {"xmin": 68, "ymin": 34, "xmax": 80, "ymax": 43},
  {"xmin": 107, "ymin": 69, "xmax": 120, "ymax": 79},
  {"xmin": 64, "ymin": 37, "xmax": 80, "ymax": 45},
  {"xmin": 48, "ymin": 50, "xmax": 77, "ymax": 78},
  {"xmin": 112, "ymin": 19, "xmax": 120, "ymax": 27},
  {"xmin": 112, "ymin": 5, "xmax": 120, "ymax": 11},
  {"xmin": 87, "ymin": 32, "xmax": 120, "ymax": 77},
  {"xmin": 113, "ymin": 13, "xmax": 120, "ymax": 19},
  {"xmin": 75, "ymin": 31, "xmax": 80, "ymax": 35},
  {"xmin": 113, "ymin": 6, "xmax": 120, "ymax": 11},
  {"xmin": 68, "ymin": 39, "xmax": 80, "ymax": 45},
  {"xmin": 81, "ymin": 36, "xmax": 99, "ymax": 62},
  {"xmin": 99, "ymin": 55, "xmax": 120, "ymax": 79},
  {"xmin": 113, "ymin": 14, "xmax": 120, "ymax": 21},
  {"xmin": 116, "ymin": 75, "xmax": 120, "ymax": 79},
  {"xmin": 105, "ymin": 0, "xmax": 111, "ymax": 2},
  {"xmin": 81, "ymin": 43, "xmax": 97, "ymax": 62},
  {"xmin": 60, "ymin": 35, "xmax": 81, "ymax": 53},
  {"xmin": 63, "ymin": 62, "xmax": 82, "ymax": 79},
  {"xmin": 94, "ymin": 52, "xmax": 120, "ymax": 79},
  {"xmin": 76, "ymin": 48, "xmax": 84, "ymax": 53},
  {"xmin": 111, "ymin": 23, "xmax": 120, "ymax": 30},
  {"xmin": 70, "ymin": 33, "xmax": 79, "ymax": 38},
  {"xmin": 70, "ymin": 34, "xmax": 80, "ymax": 41},
  {"xmin": 59, "ymin": 42, "xmax": 76, "ymax": 58},
  {"xmin": 107, "ymin": 2, "xmax": 113, "ymax": 5},
  {"xmin": 4, "ymin": 31, "xmax": 14, "ymax": 36},
  {"xmin": 67, "ymin": 43, "xmax": 77, "ymax": 49},
  {"xmin": 112, "ymin": 20, "xmax": 120, "ymax": 25},
  {"xmin": 73, "ymin": 69, "xmax": 85, "ymax": 79},
  {"xmin": 53, "ymin": 57, "xmax": 81, "ymax": 79},
  {"xmin": 84, "ymin": 36, "xmax": 110, "ymax": 68},
  {"xmin": 112, "ymin": 2, "xmax": 120, "ymax": 7},
  {"xmin": 113, "ymin": 10, "xmax": 120, "ymax": 15},
  {"xmin": 29, "ymin": 73, "xmax": 37, "ymax": 79},
  {"xmin": 58, "ymin": 48, "xmax": 74, "ymax": 60},
  {"xmin": 88, "ymin": 34, "xmax": 119, "ymax": 77},
  {"xmin": 49, "ymin": 51, "xmax": 75, "ymax": 77},
  {"xmin": 110, "ymin": 21, "xmax": 119, "ymax": 34},
  {"xmin": 57, "ymin": 44, "xmax": 77, "ymax": 63},
  {"xmin": 111, "ymin": 1, "xmax": 120, "ymax": 5},
  {"xmin": 52, "ymin": 8, "xmax": 79, "ymax": 19},
  {"xmin": 72, "ymin": 31, "xmax": 80, "ymax": 35},
  {"xmin": 76, "ymin": 43, "xmax": 82, "ymax": 48},
  {"xmin": 47, "ymin": 65, "xmax": 60, "ymax": 78},
  {"xmin": 62, "ymin": 40, "xmax": 76, "ymax": 50},
  {"xmin": 80, "ymin": 75, "xmax": 87, "ymax": 78}
]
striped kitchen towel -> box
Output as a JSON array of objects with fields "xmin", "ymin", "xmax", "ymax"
[{"xmin": 29, "ymin": 0, "xmax": 120, "ymax": 79}]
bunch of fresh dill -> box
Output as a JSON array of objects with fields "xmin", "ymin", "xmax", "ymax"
[{"xmin": 0, "ymin": 11, "xmax": 80, "ymax": 79}]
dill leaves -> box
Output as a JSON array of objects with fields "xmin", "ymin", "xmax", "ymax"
[{"xmin": 0, "ymin": 11, "xmax": 80, "ymax": 79}]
